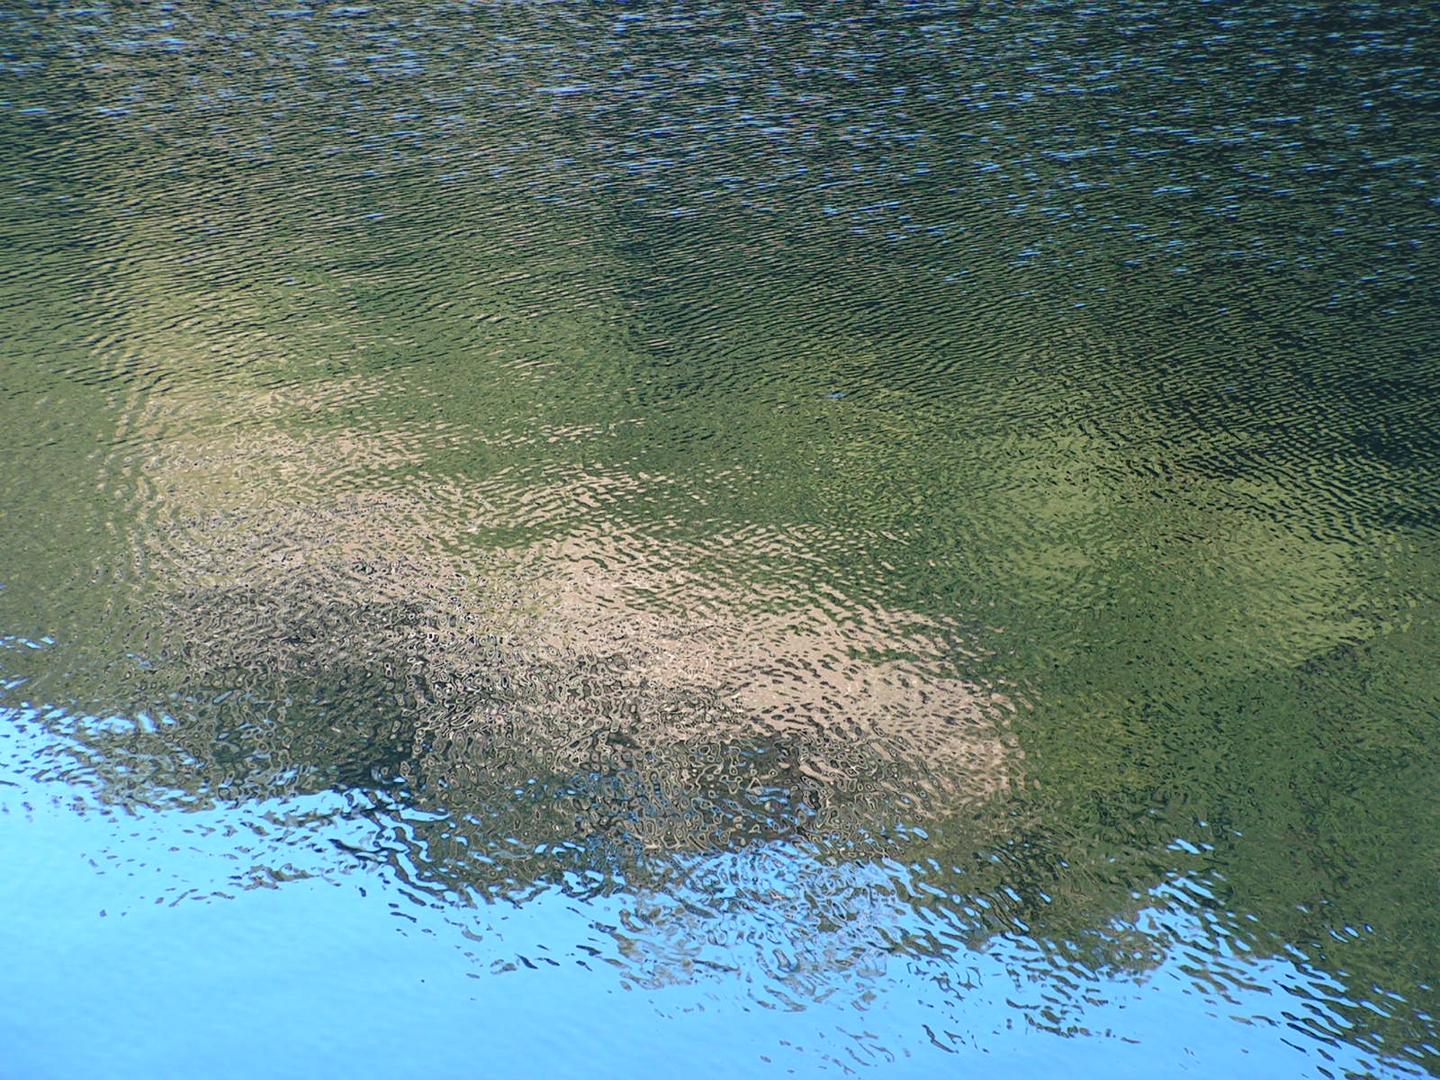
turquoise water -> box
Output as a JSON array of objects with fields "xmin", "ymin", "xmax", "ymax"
[{"xmin": 2, "ymin": 1, "xmax": 1437, "ymax": 1075}]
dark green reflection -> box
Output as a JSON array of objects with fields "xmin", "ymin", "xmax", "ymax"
[{"xmin": 1, "ymin": 0, "xmax": 1437, "ymax": 1071}]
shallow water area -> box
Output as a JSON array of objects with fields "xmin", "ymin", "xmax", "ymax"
[{"xmin": 2, "ymin": 0, "xmax": 1438, "ymax": 1076}]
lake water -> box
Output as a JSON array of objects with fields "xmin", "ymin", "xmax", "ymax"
[{"xmin": 1, "ymin": 2, "xmax": 1437, "ymax": 1076}]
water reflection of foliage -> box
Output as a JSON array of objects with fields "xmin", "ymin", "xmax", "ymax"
[{"xmin": 3, "ymin": 0, "xmax": 1438, "ymax": 1069}]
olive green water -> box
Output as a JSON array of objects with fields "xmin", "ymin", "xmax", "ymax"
[{"xmin": 1, "ymin": 1, "xmax": 1437, "ymax": 1075}]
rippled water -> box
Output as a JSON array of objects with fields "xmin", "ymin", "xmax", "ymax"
[{"xmin": 2, "ymin": 1, "xmax": 1437, "ymax": 1075}]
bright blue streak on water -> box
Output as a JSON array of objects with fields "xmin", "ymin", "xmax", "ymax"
[{"xmin": 0, "ymin": 709, "xmax": 1390, "ymax": 1078}]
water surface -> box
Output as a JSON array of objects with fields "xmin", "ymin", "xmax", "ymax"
[{"xmin": 2, "ymin": 1, "xmax": 1437, "ymax": 1075}]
